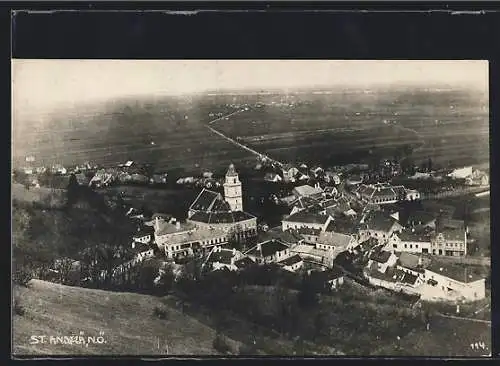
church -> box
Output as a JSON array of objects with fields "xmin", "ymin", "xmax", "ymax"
[{"xmin": 187, "ymin": 163, "xmax": 258, "ymax": 241}]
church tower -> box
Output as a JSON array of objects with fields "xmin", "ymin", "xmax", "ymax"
[{"xmin": 223, "ymin": 163, "xmax": 243, "ymax": 212}]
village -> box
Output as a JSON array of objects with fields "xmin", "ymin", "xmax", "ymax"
[{"xmin": 14, "ymin": 152, "xmax": 490, "ymax": 310}]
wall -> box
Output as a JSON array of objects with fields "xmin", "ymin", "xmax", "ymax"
[{"xmin": 389, "ymin": 236, "xmax": 431, "ymax": 254}]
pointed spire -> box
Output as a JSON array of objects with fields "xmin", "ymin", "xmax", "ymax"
[{"xmin": 226, "ymin": 163, "xmax": 237, "ymax": 176}]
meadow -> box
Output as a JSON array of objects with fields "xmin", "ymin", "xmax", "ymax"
[{"xmin": 12, "ymin": 87, "xmax": 488, "ymax": 174}]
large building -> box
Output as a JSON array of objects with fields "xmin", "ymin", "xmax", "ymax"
[{"xmin": 187, "ymin": 164, "xmax": 257, "ymax": 241}]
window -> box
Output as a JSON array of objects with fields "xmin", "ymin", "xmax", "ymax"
[
  {"xmin": 438, "ymin": 249, "xmax": 442, "ymax": 255},
  {"xmin": 416, "ymin": 244, "xmax": 419, "ymax": 248},
  {"xmin": 404, "ymin": 244, "xmax": 407, "ymax": 249},
  {"xmin": 410, "ymin": 244, "xmax": 413, "ymax": 249},
  {"xmin": 393, "ymin": 244, "xmax": 398, "ymax": 249},
  {"xmin": 233, "ymin": 178, "xmax": 236, "ymax": 184}
]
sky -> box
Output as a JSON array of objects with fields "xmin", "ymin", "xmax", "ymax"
[{"xmin": 12, "ymin": 60, "xmax": 488, "ymax": 114}]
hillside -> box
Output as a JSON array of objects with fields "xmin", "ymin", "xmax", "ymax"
[{"xmin": 12, "ymin": 280, "xmax": 238, "ymax": 356}]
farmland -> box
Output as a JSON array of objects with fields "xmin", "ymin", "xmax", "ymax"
[{"xmin": 12, "ymin": 87, "xmax": 488, "ymax": 174}]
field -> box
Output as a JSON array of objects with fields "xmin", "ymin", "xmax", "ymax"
[
  {"xmin": 12, "ymin": 88, "xmax": 488, "ymax": 174},
  {"xmin": 12, "ymin": 279, "xmax": 235, "ymax": 356}
]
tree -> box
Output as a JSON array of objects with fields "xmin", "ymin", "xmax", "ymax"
[{"xmin": 65, "ymin": 173, "xmax": 80, "ymax": 208}]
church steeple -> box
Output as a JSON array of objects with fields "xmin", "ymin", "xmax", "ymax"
[{"xmin": 223, "ymin": 163, "xmax": 243, "ymax": 212}]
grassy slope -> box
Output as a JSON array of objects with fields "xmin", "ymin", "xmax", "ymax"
[{"xmin": 12, "ymin": 280, "xmax": 236, "ymax": 356}]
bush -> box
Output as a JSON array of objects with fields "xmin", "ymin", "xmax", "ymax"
[
  {"xmin": 13, "ymin": 268, "xmax": 32, "ymax": 287},
  {"xmin": 213, "ymin": 333, "xmax": 232, "ymax": 354},
  {"xmin": 153, "ymin": 306, "xmax": 168, "ymax": 320},
  {"xmin": 14, "ymin": 297, "xmax": 25, "ymax": 316}
]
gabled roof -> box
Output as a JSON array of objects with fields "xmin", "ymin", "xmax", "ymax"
[
  {"xmin": 393, "ymin": 269, "xmax": 419, "ymax": 285},
  {"xmin": 310, "ymin": 267, "xmax": 344, "ymax": 282},
  {"xmin": 397, "ymin": 228, "xmax": 432, "ymax": 243},
  {"xmin": 245, "ymin": 239, "xmax": 289, "ymax": 258},
  {"xmin": 292, "ymin": 185, "xmax": 323, "ymax": 198},
  {"xmin": 234, "ymin": 256, "xmax": 255, "ymax": 269},
  {"xmin": 364, "ymin": 211, "xmax": 399, "ymax": 233},
  {"xmin": 207, "ymin": 248, "xmax": 237, "ymax": 265},
  {"xmin": 265, "ymin": 229, "xmax": 303, "ymax": 245},
  {"xmin": 278, "ymin": 254, "xmax": 303, "ymax": 267},
  {"xmin": 397, "ymin": 252, "xmax": 428, "ymax": 271},
  {"xmin": 323, "ymin": 218, "xmax": 358, "ymax": 235},
  {"xmin": 155, "ymin": 221, "xmax": 196, "ymax": 236},
  {"xmin": 282, "ymin": 164, "xmax": 297, "ymax": 172},
  {"xmin": 290, "ymin": 196, "xmax": 319, "ymax": 209},
  {"xmin": 297, "ymin": 227, "xmax": 322, "ymax": 236},
  {"xmin": 318, "ymin": 231, "xmax": 354, "ymax": 249},
  {"xmin": 437, "ymin": 218, "xmax": 466, "ymax": 231},
  {"xmin": 284, "ymin": 210, "xmax": 330, "ymax": 225},
  {"xmin": 132, "ymin": 242, "xmax": 152, "ymax": 253},
  {"xmin": 435, "ymin": 228, "xmax": 465, "ymax": 242},
  {"xmin": 189, "ymin": 188, "xmax": 222, "ymax": 212},
  {"xmin": 369, "ymin": 250, "xmax": 394, "ymax": 264},
  {"xmin": 372, "ymin": 187, "xmax": 398, "ymax": 198},
  {"xmin": 407, "ymin": 210, "xmax": 437, "ymax": 225}
]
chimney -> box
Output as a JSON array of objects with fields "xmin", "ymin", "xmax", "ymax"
[
  {"xmin": 155, "ymin": 217, "xmax": 160, "ymax": 232},
  {"xmin": 132, "ymin": 242, "xmax": 135, "ymax": 249},
  {"xmin": 257, "ymin": 243, "xmax": 262, "ymax": 252},
  {"xmin": 232, "ymin": 248, "xmax": 236, "ymax": 256},
  {"xmin": 176, "ymin": 221, "xmax": 181, "ymax": 230}
]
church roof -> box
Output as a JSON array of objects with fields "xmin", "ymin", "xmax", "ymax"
[
  {"xmin": 189, "ymin": 210, "xmax": 255, "ymax": 224},
  {"xmin": 189, "ymin": 188, "xmax": 222, "ymax": 212},
  {"xmin": 226, "ymin": 163, "xmax": 237, "ymax": 176}
]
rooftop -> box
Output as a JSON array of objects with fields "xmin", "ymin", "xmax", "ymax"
[
  {"xmin": 132, "ymin": 242, "xmax": 151, "ymax": 253},
  {"xmin": 155, "ymin": 221, "xmax": 196, "ymax": 236},
  {"xmin": 189, "ymin": 210, "xmax": 255, "ymax": 224},
  {"xmin": 397, "ymin": 252, "xmax": 428, "ymax": 271},
  {"xmin": 407, "ymin": 210, "xmax": 437, "ymax": 225},
  {"xmin": 162, "ymin": 226, "xmax": 227, "ymax": 246},
  {"xmin": 189, "ymin": 188, "xmax": 224, "ymax": 212},
  {"xmin": 206, "ymin": 248, "xmax": 237, "ymax": 265},
  {"xmin": 369, "ymin": 250, "xmax": 394, "ymax": 264},
  {"xmin": 397, "ymin": 228, "xmax": 432, "ymax": 243},
  {"xmin": 435, "ymin": 228, "xmax": 466, "ymax": 242},
  {"xmin": 293, "ymin": 185, "xmax": 324, "ymax": 198},
  {"xmin": 278, "ymin": 254, "xmax": 303, "ymax": 267},
  {"xmin": 245, "ymin": 239, "xmax": 290, "ymax": 258},
  {"xmin": 284, "ymin": 210, "xmax": 330, "ymax": 225},
  {"xmin": 364, "ymin": 211, "xmax": 398, "ymax": 233},
  {"xmin": 234, "ymin": 256, "xmax": 255, "ymax": 269},
  {"xmin": 425, "ymin": 260, "xmax": 487, "ymax": 283},
  {"xmin": 318, "ymin": 231, "xmax": 353, "ymax": 249},
  {"xmin": 297, "ymin": 227, "xmax": 323, "ymax": 236},
  {"xmin": 310, "ymin": 267, "xmax": 344, "ymax": 282},
  {"xmin": 290, "ymin": 244, "xmax": 328, "ymax": 258},
  {"xmin": 263, "ymin": 228, "xmax": 303, "ymax": 245}
]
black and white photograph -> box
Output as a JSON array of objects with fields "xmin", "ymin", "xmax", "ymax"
[{"xmin": 11, "ymin": 59, "xmax": 490, "ymax": 357}]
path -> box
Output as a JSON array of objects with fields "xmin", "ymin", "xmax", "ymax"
[
  {"xmin": 435, "ymin": 313, "xmax": 491, "ymax": 325},
  {"xmin": 205, "ymin": 110, "xmax": 284, "ymax": 168}
]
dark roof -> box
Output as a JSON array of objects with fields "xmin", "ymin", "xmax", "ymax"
[
  {"xmin": 397, "ymin": 252, "xmax": 428, "ymax": 271},
  {"xmin": 132, "ymin": 242, "xmax": 152, "ymax": 253},
  {"xmin": 234, "ymin": 256, "xmax": 255, "ymax": 269},
  {"xmin": 189, "ymin": 188, "xmax": 221, "ymax": 212},
  {"xmin": 310, "ymin": 267, "xmax": 344, "ymax": 282},
  {"xmin": 264, "ymin": 229, "xmax": 303, "ymax": 245},
  {"xmin": 291, "ymin": 196, "xmax": 320, "ymax": 209},
  {"xmin": 437, "ymin": 228, "xmax": 465, "ymax": 242},
  {"xmin": 372, "ymin": 187, "xmax": 397, "ymax": 198},
  {"xmin": 207, "ymin": 248, "xmax": 235, "ymax": 265},
  {"xmin": 407, "ymin": 210, "xmax": 437, "ymax": 225},
  {"xmin": 278, "ymin": 254, "xmax": 303, "ymax": 267},
  {"xmin": 398, "ymin": 229, "xmax": 432, "ymax": 243},
  {"xmin": 133, "ymin": 226, "xmax": 154, "ymax": 238},
  {"xmin": 369, "ymin": 250, "xmax": 394, "ymax": 264},
  {"xmin": 437, "ymin": 218, "xmax": 466, "ymax": 231},
  {"xmin": 426, "ymin": 260, "xmax": 487, "ymax": 283},
  {"xmin": 245, "ymin": 239, "xmax": 289, "ymax": 258},
  {"xmin": 393, "ymin": 269, "xmax": 419, "ymax": 285},
  {"xmin": 284, "ymin": 210, "xmax": 330, "ymax": 225},
  {"xmin": 364, "ymin": 212, "xmax": 398, "ymax": 233},
  {"xmin": 358, "ymin": 237, "xmax": 379, "ymax": 250},
  {"xmin": 189, "ymin": 210, "xmax": 255, "ymax": 224}
]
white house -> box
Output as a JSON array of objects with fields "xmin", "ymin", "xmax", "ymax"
[
  {"xmin": 131, "ymin": 242, "xmax": 155, "ymax": 263},
  {"xmin": 132, "ymin": 226, "xmax": 154, "ymax": 245},
  {"xmin": 281, "ymin": 164, "xmax": 299, "ymax": 182},
  {"xmin": 388, "ymin": 228, "xmax": 432, "ymax": 254},
  {"xmin": 405, "ymin": 189, "xmax": 421, "ymax": 201},
  {"xmin": 447, "ymin": 166, "xmax": 473, "ymax": 179},
  {"xmin": 430, "ymin": 229, "xmax": 467, "ymax": 257},
  {"xmin": 316, "ymin": 231, "xmax": 358, "ymax": 259},
  {"xmin": 292, "ymin": 184, "xmax": 324, "ymax": 199},
  {"xmin": 359, "ymin": 212, "xmax": 403, "ymax": 243},
  {"xmin": 264, "ymin": 172, "xmax": 283, "ymax": 183}
]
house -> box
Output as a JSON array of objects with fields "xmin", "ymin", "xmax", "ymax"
[
  {"xmin": 131, "ymin": 241, "xmax": 155, "ymax": 263},
  {"xmin": 405, "ymin": 189, "xmax": 421, "ymax": 201},
  {"xmin": 447, "ymin": 166, "xmax": 473, "ymax": 179},
  {"xmin": 260, "ymin": 227, "xmax": 304, "ymax": 247},
  {"xmin": 151, "ymin": 173, "xmax": 168, "ymax": 184},
  {"xmin": 388, "ymin": 227, "xmax": 432, "ymax": 254},
  {"xmin": 295, "ymin": 172, "xmax": 310, "ymax": 181},
  {"xmin": 203, "ymin": 246, "xmax": 244, "ymax": 272},
  {"xmin": 359, "ymin": 211, "xmax": 403, "ymax": 243},
  {"xmin": 282, "ymin": 210, "xmax": 333, "ymax": 231},
  {"xmin": 153, "ymin": 218, "xmax": 228, "ymax": 258},
  {"xmin": 290, "ymin": 243, "xmax": 332, "ymax": 267},
  {"xmin": 310, "ymin": 267, "xmax": 345, "ymax": 290},
  {"xmin": 367, "ymin": 250, "xmax": 398, "ymax": 274},
  {"xmin": 325, "ymin": 171, "xmax": 341, "ymax": 185},
  {"xmin": 132, "ymin": 225, "xmax": 154, "ymax": 244},
  {"xmin": 277, "ymin": 254, "xmax": 303, "ymax": 272},
  {"xmin": 356, "ymin": 183, "xmax": 405, "ymax": 205},
  {"xmin": 421, "ymin": 260, "xmax": 486, "ymax": 301},
  {"xmin": 406, "ymin": 210, "xmax": 437, "ymax": 229},
  {"xmin": 281, "ymin": 164, "xmax": 299, "ymax": 182},
  {"xmin": 322, "ymin": 186, "xmax": 339, "ymax": 198},
  {"xmin": 288, "ymin": 196, "xmax": 321, "ymax": 215},
  {"xmin": 295, "ymin": 227, "xmax": 323, "ymax": 244},
  {"xmin": 346, "ymin": 174, "xmax": 363, "ymax": 186},
  {"xmin": 234, "ymin": 256, "xmax": 256, "ymax": 270},
  {"xmin": 430, "ymin": 229, "xmax": 467, "ymax": 257},
  {"xmin": 310, "ymin": 166, "xmax": 324, "ymax": 177},
  {"xmin": 264, "ymin": 172, "xmax": 283, "ymax": 183},
  {"xmin": 244, "ymin": 239, "xmax": 291, "ymax": 265},
  {"xmin": 317, "ymin": 231, "xmax": 358, "ymax": 259},
  {"xmin": 292, "ymin": 184, "xmax": 324, "ymax": 199},
  {"xmin": 324, "ymin": 196, "xmax": 352, "ymax": 218}
]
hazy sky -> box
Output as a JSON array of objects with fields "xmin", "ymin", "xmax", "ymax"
[{"xmin": 12, "ymin": 60, "xmax": 488, "ymax": 113}]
